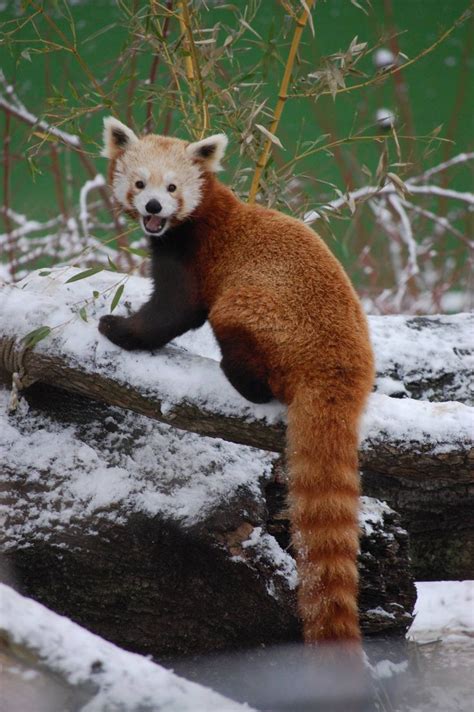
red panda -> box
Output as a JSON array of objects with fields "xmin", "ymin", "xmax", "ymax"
[{"xmin": 99, "ymin": 117, "xmax": 375, "ymax": 648}]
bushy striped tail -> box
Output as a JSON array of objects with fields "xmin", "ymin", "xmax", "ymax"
[{"xmin": 287, "ymin": 382, "xmax": 365, "ymax": 645}]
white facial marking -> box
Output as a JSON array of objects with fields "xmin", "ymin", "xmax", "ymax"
[{"xmin": 110, "ymin": 133, "xmax": 215, "ymax": 235}]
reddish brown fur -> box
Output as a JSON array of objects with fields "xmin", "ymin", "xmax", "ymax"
[
  {"xmin": 184, "ymin": 175, "xmax": 374, "ymax": 645},
  {"xmin": 105, "ymin": 146, "xmax": 375, "ymax": 646}
]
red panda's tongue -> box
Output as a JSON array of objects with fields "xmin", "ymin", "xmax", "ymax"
[{"xmin": 145, "ymin": 215, "xmax": 165, "ymax": 232}]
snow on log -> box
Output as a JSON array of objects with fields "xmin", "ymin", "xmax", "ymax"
[
  {"xmin": 0, "ymin": 584, "xmax": 254, "ymax": 712},
  {"xmin": 0, "ymin": 269, "xmax": 472, "ymax": 471},
  {"xmin": 0, "ymin": 385, "xmax": 416, "ymax": 655},
  {"xmin": 0, "ymin": 268, "xmax": 472, "ymax": 581}
]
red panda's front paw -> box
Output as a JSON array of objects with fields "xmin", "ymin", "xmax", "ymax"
[{"xmin": 98, "ymin": 315, "xmax": 143, "ymax": 351}]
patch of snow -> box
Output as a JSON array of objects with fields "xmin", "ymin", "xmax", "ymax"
[
  {"xmin": 361, "ymin": 394, "xmax": 473, "ymax": 455},
  {"xmin": 376, "ymin": 107, "xmax": 396, "ymax": 129},
  {"xmin": 372, "ymin": 658, "xmax": 408, "ymax": 679},
  {"xmin": 359, "ymin": 497, "xmax": 393, "ymax": 536},
  {"xmin": 365, "ymin": 606, "xmax": 396, "ymax": 620},
  {"xmin": 408, "ymin": 581, "xmax": 474, "ymax": 643},
  {"xmin": 0, "ymin": 584, "xmax": 254, "ymax": 711},
  {"xmin": 242, "ymin": 526, "xmax": 298, "ymax": 590},
  {"xmin": 373, "ymin": 48, "xmax": 396, "ymax": 68},
  {"xmin": 444, "ymin": 56, "xmax": 457, "ymax": 67},
  {"xmin": 374, "ymin": 376, "xmax": 408, "ymax": 397}
]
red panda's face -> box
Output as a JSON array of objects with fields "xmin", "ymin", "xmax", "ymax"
[{"xmin": 102, "ymin": 118, "xmax": 228, "ymax": 237}]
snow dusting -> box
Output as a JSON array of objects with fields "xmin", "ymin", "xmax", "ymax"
[{"xmin": 0, "ymin": 388, "xmax": 277, "ymax": 547}]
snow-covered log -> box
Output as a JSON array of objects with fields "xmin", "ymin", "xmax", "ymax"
[
  {"xmin": 0, "ymin": 269, "xmax": 472, "ymax": 583},
  {"xmin": 0, "ymin": 269, "xmax": 472, "ymax": 472},
  {"xmin": 0, "ymin": 584, "xmax": 254, "ymax": 712},
  {"xmin": 0, "ymin": 385, "xmax": 416, "ymax": 657}
]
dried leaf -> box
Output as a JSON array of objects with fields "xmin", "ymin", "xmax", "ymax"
[
  {"xmin": 107, "ymin": 256, "xmax": 118, "ymax": 272},
  {"xmin": 350, "ymin": 0, "xmax": 369, "ymax": 15},
  {"xmin": 391, "ymin": 126, "xmax": 401, "ymax": 162},
  {"xmin": 387, "ymin": 172, "xmax": 411, "ymax": 197},
  {"xmin": 300, "ymin": 0, "xmax": 315, "ymax": 37},
  {"xmin": 255, "ymin": 124, "xmax": 284, "ymax": 149},
  {"xmin": 376, "ymin": 147, "xmax": 388, "ymax": 182},
  {"xmin": 347, "ymin": 192, "xmax": 356, "ymax": 215}
]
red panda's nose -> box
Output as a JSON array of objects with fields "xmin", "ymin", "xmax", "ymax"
[{"xmin": 145, "ymin": 199, "xmax": 162, "ymax": 214}]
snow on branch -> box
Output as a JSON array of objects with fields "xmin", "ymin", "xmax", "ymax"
[{"xmin": 0, "ymin": 71, "xmax": 81, "ymax": 148}]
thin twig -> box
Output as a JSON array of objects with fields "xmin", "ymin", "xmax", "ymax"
[
  {"xmin": 292, "ymin": 8, "xmax": 469, "ymax": 100},
  {"xmin": 2, "ymin": 111, "xmax": 15, "ymax": 280},
  {"xmin": 248, "ymin": 0, "xmax": 316, "ymax": 203},
  {"xmin": 25, "ymin": 0, "xmax": 107, "ymax": 99},
  {"xmin": 400, "ymin": 199, "xmax": 470, "ymax": 246},
  {"xmin": 409, "ymin": 152, "xmax": 474, "ymax": 184}
]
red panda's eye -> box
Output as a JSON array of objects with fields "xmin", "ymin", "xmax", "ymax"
[
  {"xmin": 167, "ymin": 183, "xmax": 177, "ymax": 193},
  {"xmin": 135, "ymin": 180, "xmax": 145, "ymax": 189}
]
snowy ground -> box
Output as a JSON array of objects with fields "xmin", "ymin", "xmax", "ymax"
[
  {"xmin": 1, "ymin": 581, "xmax": 472, "ymax": 712},
  {"xmin": 402, "ymin": 581, "xmax": 474, "ymax": 712},
  {"xmin": 409, "ymin": 580, "xmax": 474, "ymax": 644},
  {"xmin": 0, "ymin": 584, "xmax": 255, "ymax": 712}
]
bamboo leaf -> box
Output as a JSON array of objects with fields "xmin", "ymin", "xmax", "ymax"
[
  {"xmin": 107, "ymin": 256, "xmax": 118, "ymax": 272},
  {"xmin": 21, "ymin": 326, "xmax": 51, "ymax": 349},
  {"xmin": 123, "ymin": 246, "xmax": 148, "ymax": 258},
  {"xmin": 79, "ymin": 306, "xmax": 88, "ymax": 322},
  {"xmin": 65, "ymin": 267, "xmax": 104, "ymax": 283},
  {"xmin": 110, "ymin": 284, "xmax": 125, "ymax": 313},
  {"xmin": 255, "ymin": 124, "xmax": 284, "ymax": 149}
]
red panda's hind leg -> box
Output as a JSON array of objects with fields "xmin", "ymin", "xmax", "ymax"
[
  {"xmin": 210, "ymin": 290, "xmax": 275, "ymax": 404},
  {"xmin": 215, "ymin": 324, "xmax": 274, "ymax": 403}
]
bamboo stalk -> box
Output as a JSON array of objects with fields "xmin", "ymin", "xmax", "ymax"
[
  {"xmin": 248, "ymin": 0, "xmax": 315, "ymax": 204},
  {"xmin": 145, "ymin": 0, "xmax": 174, "ymax": 133},
  {"xmin": 179, "ymin": 0, "xmax": 210, "ymax": 138}
]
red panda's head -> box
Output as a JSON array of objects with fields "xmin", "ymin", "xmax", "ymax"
[{"xmin": 102, "ymin": 117, "xmax": 228, "ymax": 237}]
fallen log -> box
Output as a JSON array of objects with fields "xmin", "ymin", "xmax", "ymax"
[
  {"xmin": 0, "ymin": 384, "xmax": 416, "ymax": 658},
  {"xmin": 0, "ymin": 270, "xmax": 472, "ymax": 477},
  {"xmin": 0, "ymin": 268, "xmax": 472, "ymax": 581},
  {"xmin": 1, "ymin": 269, "xmax": 472, "ymax": 403}
]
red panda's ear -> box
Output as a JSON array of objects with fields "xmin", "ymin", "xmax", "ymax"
[
  {"xmin": 186, "ymin": 134, "xmax": 228, "ymax": 172},
  {"xmin": 102, "ymin": 117, "xmax": 138, "ymax": 159}
]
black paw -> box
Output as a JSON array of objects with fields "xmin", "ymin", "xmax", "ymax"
[{"xmin": 98, "ymin": 315, "xmax": 144, "ymax": 351}]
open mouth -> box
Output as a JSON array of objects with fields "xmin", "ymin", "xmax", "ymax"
[{"xmin": 141, "ymin": 215, "xmax": 168, "ymax": 235}]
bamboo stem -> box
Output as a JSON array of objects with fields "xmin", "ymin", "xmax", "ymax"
[
  {"xmin": 248, "ymin": 0, "xmax": 315, "ymax": 204},
  {"xmin": 145, "ymin": 0, "xmax": 173, "ymax": 133},
  {"xmin": 179, "ymin": 0, "xmax": 210, "ymax": 138}
]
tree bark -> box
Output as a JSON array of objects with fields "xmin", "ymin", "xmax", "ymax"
[
  {"xmin": 1, "ymin": 384, "xmax": 416, "ymax": 660},
  {"xmin": 0, "ymin": 340, "xmax": 471, "ymax": 479}
]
